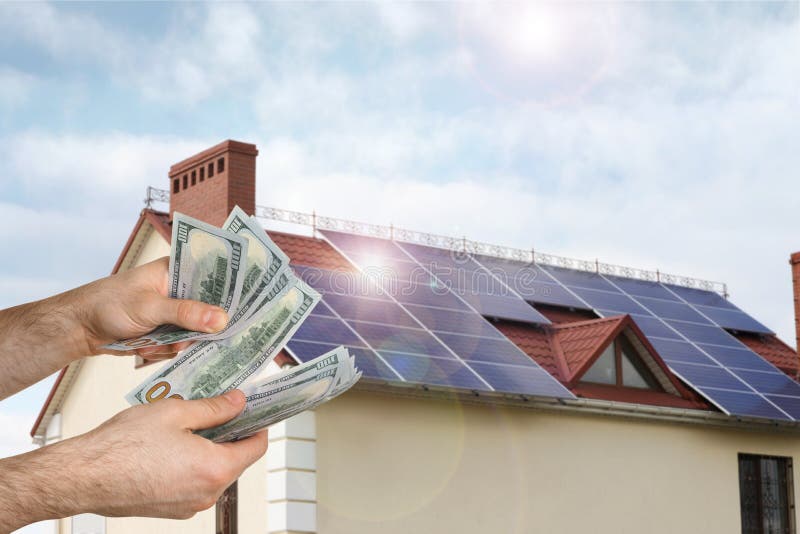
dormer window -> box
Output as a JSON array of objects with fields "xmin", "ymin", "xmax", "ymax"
[{"xmin": 582, "ymin": 335, "xmax": 661, "ymax": 390}]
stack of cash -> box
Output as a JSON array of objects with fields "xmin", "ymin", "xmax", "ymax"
[{"xmin": 104, "ymin": 207, "xmax": 361, "ymax": 442}]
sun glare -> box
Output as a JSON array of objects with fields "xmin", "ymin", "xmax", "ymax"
[{"xmin": 503, "ymin": 5, "xmax": 562, "ymax": 63}]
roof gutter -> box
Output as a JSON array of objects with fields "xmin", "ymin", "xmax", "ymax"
[{"xmin": 353, "ymin": 381, "xmax": 800, "ymax": 435}]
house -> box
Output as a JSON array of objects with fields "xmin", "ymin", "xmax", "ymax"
[{"xmin": 32, "ymin": 140, "xmax": 800, "ymax": 534}]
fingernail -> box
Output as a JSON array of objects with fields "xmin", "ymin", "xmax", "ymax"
[{"xmin": 203, "ymin": 309, "xmax": 228, "ymax": 332}]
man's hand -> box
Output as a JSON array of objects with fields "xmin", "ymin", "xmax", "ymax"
[
  {"xmin": 0, "ymin": 257, "xmax": 228, "ymax": 400},
  {"xmin": 74, "ymin": 256, "xmax": 228, "ymax": 359},
  {"xmin": 0, "ymin": 390, "xmax": 268, "ymax": 531}
]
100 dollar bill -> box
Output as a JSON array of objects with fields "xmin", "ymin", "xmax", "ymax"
[
  {"xmin": 126, "ymin": 273, "xmax": 320, "ymax": 404},
  {"xmin": 198, "ymin": 346, "xmax": 360, "ymax": 442},
  {"xmin": 103, "ymin": 213, "xmax": 249, "ymax": 351}
]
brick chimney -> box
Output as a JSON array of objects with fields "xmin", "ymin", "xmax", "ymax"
[
  {"xmin": 168, "ymin": 140, "xmax": 258, "ymax": 226},
  {"xmin": 792, "ymin": 252, "xmax": 800, "ymax": 351}
]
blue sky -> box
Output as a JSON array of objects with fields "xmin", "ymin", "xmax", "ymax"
[{"xmin": 0, "ymin": 3, "xmax": 799, "ymax": 526}]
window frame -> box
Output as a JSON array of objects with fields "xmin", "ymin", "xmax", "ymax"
[
  {"xmin": 738, "ymin": 453, "xmax": 796, "ymax": 534},
  {"xmin": 580, "ymin": 336, "xmax": 661, "ymax": 390}
]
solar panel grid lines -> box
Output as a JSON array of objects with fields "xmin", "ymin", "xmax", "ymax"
[
  {"xmin": 319, "ymin": 231, "xmax": 498, "ymax": 392},
  {"xmin": 294, "ymin": 299, "xmax": 405, "ymax": 381},
  {"xmin": 387, "ymin": 241, "xmax": 575, "ymax": 398},
  {"xmin": 600, "ymin": 275, "xmax": 794, "ymax": 421},
  {"xmin": 522, "ymin": 261, "xmax": 596, "ymax": 311},
  {"xmin": 321, "ymin": 230, "xmax": 576, "ymax": 399},
  {"xmin": 396, "ymin": 242, "xmax": 552, "ymax": 326}
]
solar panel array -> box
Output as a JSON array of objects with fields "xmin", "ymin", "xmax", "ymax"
[
  {"xmin": 288, "ymin": 231, "xmax": 574, "ymax": 400},
  {"xmin": 285, "ymin": 229, "xmax": 794, "ymax": 422},
  {"xmin": 519, "ymin": 261, "xmax": 795, "ymax": 421}
]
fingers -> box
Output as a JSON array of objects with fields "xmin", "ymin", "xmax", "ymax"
[
  {"xmin": 135, "ymin": 341, "xmax": 194, "ymax": 360},
  {"xmin": 219, "ymin": 431, "xmax": 269, "ymax": 473},
  {"xmin": 175, "ymin": 390, "xmax": 247, "ymax": 431},
  {"xmin": 152, "ymin": 296, "xmax": 228, "ymax": 334}
]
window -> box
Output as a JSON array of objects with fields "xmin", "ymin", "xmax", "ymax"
[
  {"xmin": 582, "ymin": 344, "xmax": 616, "ymax": 385},
  {"xmin": 216, "ymin": 482, "xmax": 238, "ymax": 534},
  {"xmin": 208, "ymin": 162, "xmax": 215, "ymax": 178},
  {"xmin": 581, "ymin": 335, "xmax": 660, "ymax": 389},
  {"xmin": 191, "ymin": 170, "xmax": 197, "ymax": 186},
  {"xmin": 200, "ymin": 166, "xmax": 205, "ymax": 181},
  {"xmin": 182, "ymin": 174, "xmax": 188, "ymax": 189},
  {"xmin": 218, "ymin": 157, "xmax": 225, "ymax": 173},
  {"xmin": 739, "ymin": 454, "xmax": 795, "ymax": 534},
  {"xmin": 172, "ymin": 178, "xmax": 180, "ymax": 194}
]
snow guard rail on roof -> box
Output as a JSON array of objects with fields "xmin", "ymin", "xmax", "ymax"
[{"xmin": 145, "ymin": 186, "xmax": 729, "ymax": 297}]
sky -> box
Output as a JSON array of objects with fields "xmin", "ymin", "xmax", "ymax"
[{"xmin": 0, "ymin": 2, "xmax": 799, "ymax": 530}]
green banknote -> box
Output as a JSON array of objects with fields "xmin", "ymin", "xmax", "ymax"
[
  {"xmin": 103, "ymin": 212, "xmax": 249, "ymax": 351},
  {"xmin": 126, "ymin": 272, "xmax": 320, "ymax": 404},
  {"xmin": 198, "ymin": 346, "xmax": 360, "ymax": 443}
]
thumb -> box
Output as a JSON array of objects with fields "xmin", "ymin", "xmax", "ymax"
[
  {"xmin": 175, "ymin": 390, "xmax": 247, "ymax": 431},
  {"xmin": 152, "ymin": 296, "xmax": 228, "ymax": 334}
]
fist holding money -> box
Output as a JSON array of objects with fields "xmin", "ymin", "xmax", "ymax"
[{"xmin": 110, "ymin": 208, "xmax": 361, "ymax": 441}]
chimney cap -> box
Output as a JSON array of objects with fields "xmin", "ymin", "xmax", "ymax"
[
  {"xmin": 791, "ymin": 252, "xmax": 800, "ymax": 264},
  {"xmin": 169, "ymin": 139, "xmax": 258, "ymax": 177}
]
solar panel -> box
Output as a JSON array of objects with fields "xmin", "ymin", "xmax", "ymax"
[
  {"xmin": 403, "ymin": 303, "xmax": 505, "ymax": 339},
  {"xmin": 571, "ymin": 287, "xmax": 652, "ymax": 316},
  {"xmin": 508, "ymin": 279, "xmax": 589, "ymax": 308},
  {"xmin": 667, "ymin": 361, "xmax": 751, "ymax": 391},
  {"xmin": 694, "ymin": 305, "xmax": 773, "ymax": 335},
  {"xmin": 469, "ymin": 361, "xmax": 573, "ymax": 397},
  {"xmin": 627, "ymin": 314, "xmax": 683, "ymax": 340},
  {"xmin": 603, "ymin": 276, "xmax": 681, "ymax": 301},
  {"xmin": 316, "ymin": 230, "xmax": 787, "ymax": 419},
  {"xmin": 540, "ymin": 265, "xmax": 619, "ymax": 292},
  {"xmin": 379, "ymin": 352, "xmax": 489, "ymax": 390},
  {"xmin": 467, "ymin": 255, "xmax": 591, "ymax": 309},
  {"xmin": 320, "ymin": 231, "xmax": 574, "ymax": 399},
  {"xmin": 395, "ymin": 242, "xmax": 551, "ymax": 325},
  {"xmin": 590, "ymin": 274, "xmax": 797, "ymax": 421},
  {"xmin": 765, "ymin": 395, "xmax": 800, "ymax": 419},
  {"xmin": 700, "ymin": 390, "xmax": 791, "ymax": 420},
  {"xmin": 663, "ymin": 284, "xmax": 738, "ymax": 310},
  {"xmin": 634, "ymin": 296, "xmax": 712, "ymax": 324},
  {"xmin": 696, "ymin": 343, "xmax": 777, "ymax": 373},
  {"xmin": 664, "ymin": 320, "xmax": 743, "ymax": 348},
  {"xmin": 286, "ymin": 340, "xmax": 398, "ymax": 380},
  {"xmin": 347, "ymin": 321, "xmax": 455, "ymax": 359}
]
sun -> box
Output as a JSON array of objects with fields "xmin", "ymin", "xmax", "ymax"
[{"xmin": 502, "ymin": 4, "xmax": 563, "ymax": 63}]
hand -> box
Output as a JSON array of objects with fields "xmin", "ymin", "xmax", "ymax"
[
  {"xmin": 0, "ymin": 256, "xmax": 229, "ymax": 400},
  {"xmin": 73, "ymin": 256, "xmax": 229, "ymax": 360},
  {"xmin": 0, "ymin": 390, "xmax": 268, "ymax": 529}
]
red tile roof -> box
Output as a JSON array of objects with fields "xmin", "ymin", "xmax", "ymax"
[
  {"xmin": 551, "ymin": 316, "xmax": 627, "ymax": 382},
  {"xmin": 493, "ymin": 322, "xmax": 562, "ymax": 378},
  {"xmin": 498, "ymin": 313, "xmax": 706, "ymax": 409},
  {"xmin": 536, "ymin": 304, "xmax": 598, "ymax": 324},
  {"xmin": 736, "ymin": 333, "xmax": 799, "ymax": 379},
  {"xmin": 267, "ymin": 231, "xmax": 355, "ymax": 272}
]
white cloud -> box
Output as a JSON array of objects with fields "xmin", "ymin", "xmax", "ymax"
[{"xmin": 0, "ymin": 67, "xmax": 36, "ymax": 108}]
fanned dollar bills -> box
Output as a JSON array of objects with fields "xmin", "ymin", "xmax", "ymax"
[
  {"xmin": 198, "ymin": 346, "xmax": 361, "ymax": 442},
  {"xmin": 117, "ymin": 208, "xmax": 360, "ymax": 441}
]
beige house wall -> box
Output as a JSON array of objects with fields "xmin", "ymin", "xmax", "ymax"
[{"xmin": 316, "ymin": 390, "xmax": 800, "ymax": 534}]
